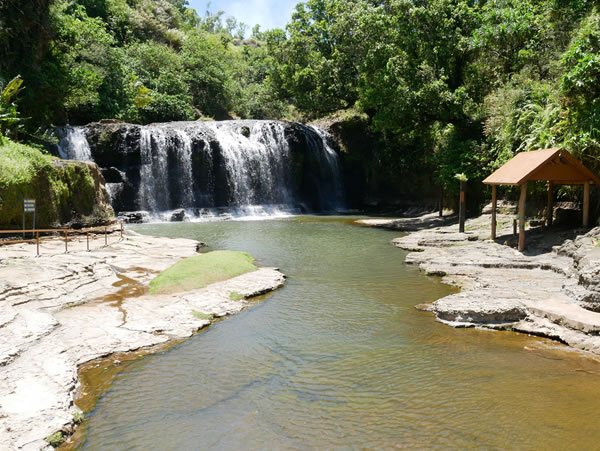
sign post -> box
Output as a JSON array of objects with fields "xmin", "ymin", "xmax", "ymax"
[{"xmin": 23, "ymin": 198, "xmax": 36, "ymax": 238}]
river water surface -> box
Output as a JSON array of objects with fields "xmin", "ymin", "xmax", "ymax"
[{"xmin": 80, "ymin": 217, "xmax": 600, "ymax": 449}]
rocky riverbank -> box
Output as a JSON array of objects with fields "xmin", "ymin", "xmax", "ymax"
[
  {"xmin": 360, "ymin": 212, "xmax": 600, "ymax": 355},
  {"xmin": 0, "ymin": 231, "xmax": 285, "ymax": 450}
]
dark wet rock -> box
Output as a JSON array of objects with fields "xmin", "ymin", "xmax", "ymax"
[
  {"xmin": 102, "ymin": 167, "xmax": 126, "ymax": 183},
  {"xmin": 117, "ymin": 211, "xmax": 150, "ymax": 224},
  {"xmin": 195, "ymin": 242, "xmax": 208, "ymax": 252},
  {"xmin": 239, "ymin": 126, "xmax": 250, "ymax": 137},
  {"xmin": 170, "ymin": 209, "xmax": 186, "ymax": 222}
]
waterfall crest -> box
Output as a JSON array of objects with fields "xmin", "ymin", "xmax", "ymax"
[
  {"xmin": 57, "ymin": 120, "xmax": 345, "ymax": 220},
  {"xmin": 57, "ymin": 127, "xmax": 93, "ymax": 161}
]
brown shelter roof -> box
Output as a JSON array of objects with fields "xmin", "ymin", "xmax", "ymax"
[{"xmin": 483, "ymin": 148, "xmax": 600, "ymax": 185}]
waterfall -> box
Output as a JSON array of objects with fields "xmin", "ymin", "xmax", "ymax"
[
  {"xmin": 207, "ymin": 122, "xmax": 293, "ymax": 207},
  {"xmin": 57, "ymin": 120, "xmax": 345, "ymax": 221},
  {"xmin": 308, "ymin": 126, "xmax": 345, "ymax": 211},
  {"xmin": 57, "ymin": 127, "xmax": 93, "ymax": 161}
]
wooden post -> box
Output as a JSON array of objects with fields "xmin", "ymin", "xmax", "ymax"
[
  {"xmin": 64, "ymin": 230, "xmax": 68, "ymax": 253},
  {"xmin": 547, "ymin": 182, "xmax": 553, "ymax": 228},
  {"xmin": 86, "ymin": 232, "xmax": 90, "ymax": 251},
  {"xmin": 518, "ymin": 182, "xmax": 527, "ymax": 252},
  {"xmin": 105, "ymin": 226, "xmax": 108, "ymax": 246},
  {"xmin": 120, "ymin": 222, "xmax": 124, "ymax": 238},
  {"xmin": 36, "ymin": 231, "xmax": 39, "ymax": 257},
  {"xmin": 583, "ymin": 181, "xmax": 590, "ymax": 228},
  {"xmin": 439, "ymin": 187, "xmax": 444, "ymax": 217},
  {"xmin": 459, "ymin": 180, "xmax": 466, "ymax": 233},
  {"xmin": 491, "ymin": 185, "xmax": 497, "ymax": 240}
]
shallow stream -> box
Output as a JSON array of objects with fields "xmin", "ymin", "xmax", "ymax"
[{"xmin": 79, "ymin": 217, "xmax": 600, "ymax": 449}]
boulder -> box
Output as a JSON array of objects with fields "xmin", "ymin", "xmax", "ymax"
[
  {"xmin": 101, "ymin": 167, "xmax": 126, "ymax": 183},
  {"xmin": 117, "ymin": 211, "xmax": 150, "ymax": 224},
  {"xmin": 170, "ymin": 209, "xmax": 186, "ymax": 222},
  {"xmin": 555, "ymin": 203, "xmax": 581, "ymax": 227}
]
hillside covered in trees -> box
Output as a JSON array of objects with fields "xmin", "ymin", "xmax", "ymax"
[{"xmin": 1, "ymin": 0, "xmax": 599, "ymax": 196}]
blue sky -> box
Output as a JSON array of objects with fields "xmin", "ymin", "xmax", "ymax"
[{"xmin": 187, "ymin": 0, "xmax": 300, "ymax": 32}]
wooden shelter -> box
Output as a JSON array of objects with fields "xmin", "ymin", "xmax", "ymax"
[{"xmin": 483, "ymin": 148, "xmax": 600, "ymax": 251}]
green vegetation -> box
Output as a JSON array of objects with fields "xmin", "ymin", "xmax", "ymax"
[
  {"xmin": 45, "ymin": 431, "xmax": 65, "ymax": 448},
  {"xmin": 192, "ymin": 311, "xmax": 214, "ymax": 321},
  {"xmin": 229, "ymin": 291, "xmax": 244, "ymax": 301},
  {"xmin": 149, "ymin": 250, "xmax": 257, "ymax": 295},
  {"xmin": 0, "ymin": 76, "xmax": 24, "ymax": 140},
  {"xmin": 73, "ymin": 411, "xmax": 84, "ymax": 424},
  {"xmin": 1, "ymin": 0, "xmax": 600, "ymax": 201},
  {"xmin": 0, "ymin": 138, "xmax": 113, "ymax": 227}
]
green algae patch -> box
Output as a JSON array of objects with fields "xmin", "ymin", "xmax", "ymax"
[
  {"xmin": 149, "ymin": 250, "xmax": 257, "ymax": 295},
  {"xmin": 229, "ymin": 291, "xmax": 244, "ymax": 301},
  {"xmin": 192, "ymin": 311, "xmax": 214, "ymax": 320},
  {"xmin": 45, "ymin": 431, "xmax": 65, "ymax": 447}
]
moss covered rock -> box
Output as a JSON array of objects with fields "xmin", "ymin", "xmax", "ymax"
[
  {"xmin": 0, "ymin": 139, "xmax": 114, "ymax": 228},
  {"xmin": 149, "ymin": 250, "xmax": 258, "ymax": 295}
]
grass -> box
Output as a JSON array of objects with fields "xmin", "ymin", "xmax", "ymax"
[
  {"xmin": 0, "ymin": 138, "xmax": 112, "ymax": 227},
  {"xmin": 229, "ymin": 291, "xmax": 244, "ymax": 301},
  {"xmin": 0, "ymin": 139, "xmax": 54, "ymax": 185},
  {"xmin": 73, "ymin": 411, "xmax": 84, "ymax": 424},
  {"xmin": 149, "ymin": 250, "xmax": 258, "ymax": 295},
  {"xmin": 45, "ymin": 431, "xmax": 65, "ymax": 447},
  {"xmin": 192, "ymin": 311, "xmax": 214, "ymax": 320}
]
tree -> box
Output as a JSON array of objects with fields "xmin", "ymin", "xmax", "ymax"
[{"xmin": 0, "ymin": 75, "xmax": 24, "ymax": 140}]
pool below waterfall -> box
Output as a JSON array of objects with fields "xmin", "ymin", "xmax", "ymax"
[{"xmin": 78, "ymin": 217, "xmax": 600, "ymax": 449}]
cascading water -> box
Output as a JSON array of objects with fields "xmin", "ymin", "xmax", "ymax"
[
  {"xmin": 207, "ymin": 122, "xmax": 293, "ymax": 207},
  {"xmin": 308, "ymin": 126, "xmax": 345, "ymax": 211},
  {"xmin": 57, "ymin": 127, "xmax": 93, "ymax": 161},
  {"xmin": 57, "ymin": 120, "xmax": 345, "ymax": 221}
]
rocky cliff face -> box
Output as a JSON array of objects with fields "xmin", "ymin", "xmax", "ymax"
[
  {"xmin": 311, "ymin": 110, "xmax": 442, "ymax": 211},
  {"xmin": 62, "ymin": 120, "xmax": 345, "ymax": 216},
  {"xmin": 0, "ymin": 140, "xmax": 114, "ymax": 228}
]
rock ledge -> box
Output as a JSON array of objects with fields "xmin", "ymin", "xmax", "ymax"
[
  {"xmin": 0, "ymin": 231, "xmax": 285, "ymax": 450},
  {"xmin": 362, "ymin": 213, "xmax": 600, "ymax": 356}
]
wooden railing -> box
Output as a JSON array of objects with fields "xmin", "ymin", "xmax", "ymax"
[{"xmin": 0, "ymin": 223, "xmax": 124, "ymax": 256}]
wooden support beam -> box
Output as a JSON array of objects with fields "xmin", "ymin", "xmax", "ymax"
[
  {"xmin": 518, "ymin": 182, "xmax": 527, "ymax": 252},
  {"xmin": 583, "ymin": 181, "xmax": 590, "ymax": 228},
  {"xmin": 459, "ymin": 180, "xmax": 466, "ymax": 233},
  {"xmin": 491, "ymin": 185, "xmax": 497, "ymax": 240},
  {"xmin": 547, "ymin": 182, "xmax": 553, "ymax": 228}
]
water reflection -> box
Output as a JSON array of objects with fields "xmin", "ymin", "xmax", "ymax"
[{"xmin": 80, "ymin": 217, "xmax": 600, "ymax": 450}]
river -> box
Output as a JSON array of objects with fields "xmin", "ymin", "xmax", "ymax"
[{"xmin": 78, "ymin": 217, "xmax": 600, "ymax": 449}]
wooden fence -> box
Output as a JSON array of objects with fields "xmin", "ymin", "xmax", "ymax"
[{"xmin": 0, "ymin": 223, "xmax": 124, "ymax": 256}]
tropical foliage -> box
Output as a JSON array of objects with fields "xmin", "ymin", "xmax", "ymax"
[{"xmin": 1, "ymin": 0, "xmax": 600, "ymax": 191}]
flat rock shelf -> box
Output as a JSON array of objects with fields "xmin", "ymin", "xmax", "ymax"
[
  {"xmin": 0, "ymin": 231, "xmax": 284, "ymax": 450},
  {"xmin": 380, "ymin": 212, "xmax": 600, "ymax": 354}
]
